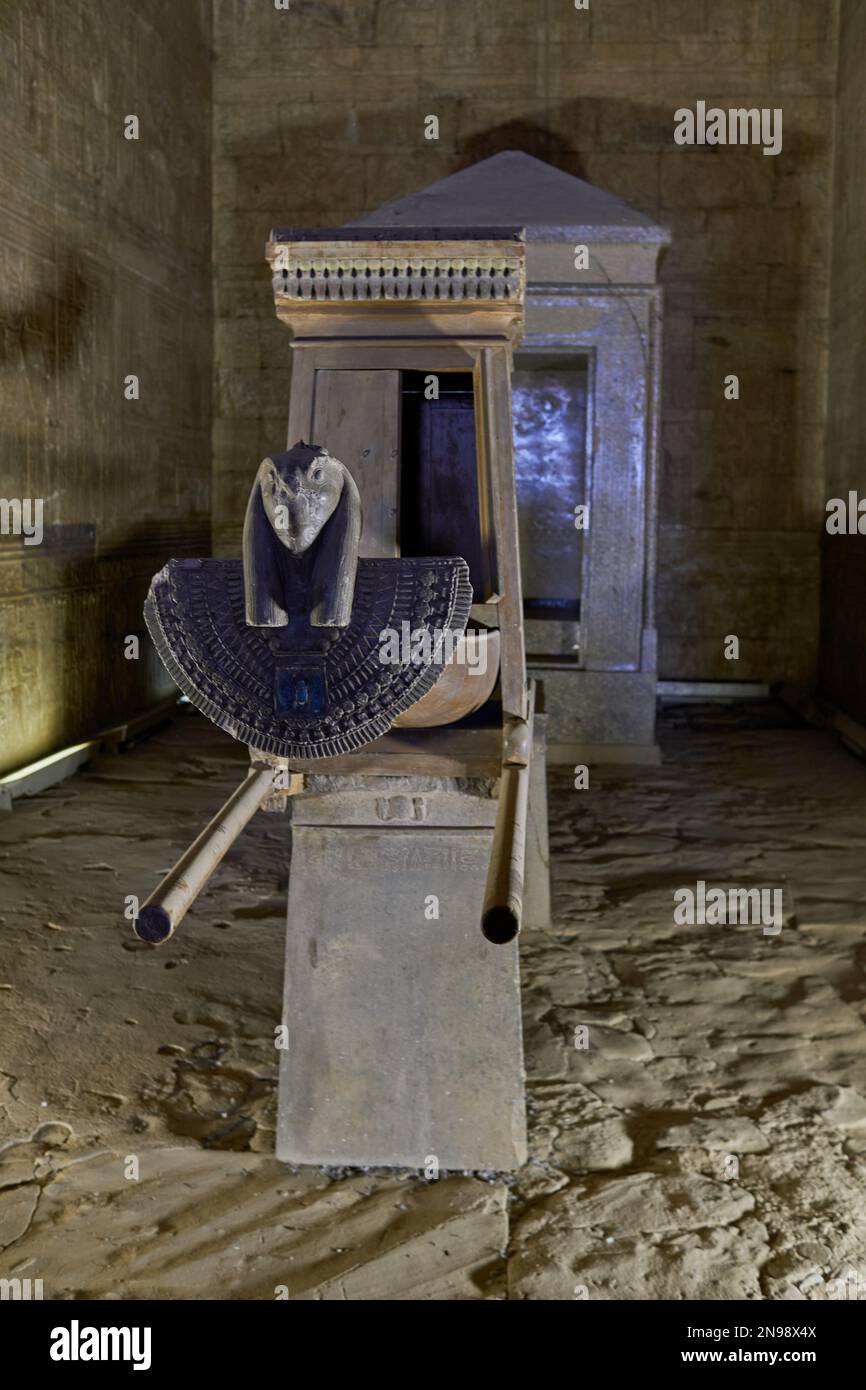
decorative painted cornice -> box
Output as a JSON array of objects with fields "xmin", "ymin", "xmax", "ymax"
[{"xmin": 266, "ymin": 237, "xmax": 525, "ymax": 306}]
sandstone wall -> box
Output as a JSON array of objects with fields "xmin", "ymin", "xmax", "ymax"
[
  {"xmin": 212, "ymin": 0, "xmax": 838, "ymax": 685},
  {"xmin": 820, "ymin": 0, "xmax": 866, "ymax": 723},
  {"xmin": 0, "ymin": 0, "xmax": 213, "ymax": 773}
]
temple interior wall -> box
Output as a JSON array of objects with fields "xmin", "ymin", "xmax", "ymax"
[
  {"xmin": 819, "ymin": 0, "xmax": 866, "ymax": 724},
  {"xmin": 3, "ymin": 0, "xmax": 862, "ymax": 771},
  {"xmin": 0, "ymin": 0, "xmax": 213, "ymax": 774},
  {"xmin": 211, "ymin": 0, "xmax": 839, "ymax": 687}
]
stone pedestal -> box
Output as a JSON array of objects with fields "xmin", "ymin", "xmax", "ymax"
[{"xmin": 276, "ymin": 774, "xmax": 530, "ymax": 1171}]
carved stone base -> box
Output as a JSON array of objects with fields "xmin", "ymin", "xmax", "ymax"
[{"xmin": 276, "ymin": 776, "xmax": 529, "ymax": 1171}]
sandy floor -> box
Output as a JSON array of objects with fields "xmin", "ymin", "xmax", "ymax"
[{"xmin": 1, "ymin": 702, "xmax": 865, "ymax": 1300}]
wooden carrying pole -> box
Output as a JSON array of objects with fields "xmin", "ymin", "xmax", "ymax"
[
  {"xmin": 133, "ymin": 766, "xmax": 290, "ymax": 944},
  {"xmin": 481, "ymin": 683, "xmax": 535, "ymax": 944}
]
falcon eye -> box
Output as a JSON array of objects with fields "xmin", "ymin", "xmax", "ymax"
[{"xmin": 312, "ymin": 468, "xmax": 323, "ymax": 482}]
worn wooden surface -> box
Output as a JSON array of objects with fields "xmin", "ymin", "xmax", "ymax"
[
  {"xmin": 311, "ymin": 369, "xmax": 400, "ymax": 558},
  {"xmin": 286, "ymin": 725, "xmax": 503, "ymax": 778},
  {"xmin": 482, "ymin": 682, "xmax": 535, "ymax": 942},
  {"xmin": 482, "ymin": 347, "xmax": 527, "ymax": 721},
  {"xmin": 392, "ymin": 630, "xmax": 500, "ymax": 728}
]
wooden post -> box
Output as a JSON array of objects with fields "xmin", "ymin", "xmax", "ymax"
[
  {"xmin": 481, "ymin": 346, "xmax": 527, "ymax": 722},
  {"xmin": 481, "ymin": 682, "xmax": 535, "ymax": 942},
  {"xmin": 133, "ymin": 767, "xmax": 301, "ymax": 943}
]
